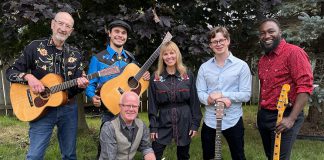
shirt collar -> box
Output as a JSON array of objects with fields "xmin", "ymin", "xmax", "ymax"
[
  {"xmin": 270, "ymin": 39, "xmax": 286, "ymax": 56},
  {"xmin": 161, "ymin": 69, "xmax": 181, "ymax": 79},
  {"xmin": 211, "ymin": 52, "xmax": 234, "ymax": 64},
  {"xmin": 106, "ymin": 45, "xmax": 128, "ymax": 60},
  {"xmin": 118, "ymin": 115, "xmax": 135, "ymax": 129}
]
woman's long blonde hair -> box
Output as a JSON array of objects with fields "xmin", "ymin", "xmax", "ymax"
[{"xmin": 156, "ymin": 41, "xmax": 187, "ymax": 77}]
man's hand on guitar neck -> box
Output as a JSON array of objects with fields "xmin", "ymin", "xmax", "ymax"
[
  {"xmin": 76, "ymin": 77, "xmax": 89, "ymax": 89},
  {"xmin": 24, "ymin": 74, "xmax": 45, "ymax": 94},
  {"xmin": 275, "ymin": 116, "xmax": 295, "ymax": 134},
  {"xmin": 142, "ymin": 71, "xmax": 150, "ymax": 81}
]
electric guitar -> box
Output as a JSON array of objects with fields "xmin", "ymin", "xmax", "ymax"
[
  {"xmin": 10, "ymin": 66, "xmax": 120, "ymax": 122},
  {"xmin": 214, "ymin": 101, "xmax": 225, "ymax": 160},
  {"xmin": 273, "ymin": 84, "xmax": 290, "ymax": 160},
  {"xmin": 100, "ymin": 32, "xmax": 173, "ymax": 115}
]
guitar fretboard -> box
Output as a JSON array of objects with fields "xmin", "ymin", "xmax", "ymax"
[
  {"xmin": 215, "ymin": 118, "xmax": 222, "ymax": 160},
  {"xmin": 273, "ymin": 84, "xmax": 290, "ymax": 160},
  {"xmin": 50, "ymin": 72, "xmax": 99, "ymax": 94},
  {"xmin": 134, "ymin": 32, "xmax": 172, "ymax": 81}
]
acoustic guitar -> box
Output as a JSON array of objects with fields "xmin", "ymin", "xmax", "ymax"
[
  {"xmin": 214, "ymin": 101, "xmax": 225, "ymax": 160},
  {"xmin": 273, "ymin": 84, "xmax": 290, "ymax": 160},
  {"xmin": 10, "ymin": 66, "xmax": 120, "ymax": 122},
  {"xmin": 100, "ymin": 32, "xmax": 173, "ymax": 115}
]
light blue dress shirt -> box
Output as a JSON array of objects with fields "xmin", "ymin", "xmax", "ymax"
[{"xmin": 196, "ymin": 53, "xmax": 252, "ymax": 130}]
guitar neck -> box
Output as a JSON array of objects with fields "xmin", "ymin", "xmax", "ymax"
[
  {"xmin": 134, "ymin": 32, "xmax": 172, "ymax": 81},
  {"xmin": 49, "ymin": 72, "xmax": 99, "ymax": 94},
  {"xmin": 214, "ymin": 118, "xmax": 222, "ymax": 160},
  {"xmin": 273, "ymin": 110, "xmax": 284, "ymax": 160},
  {"xmin": 134, "ymin": 44, "xmax": 163, "ymax": 81}
]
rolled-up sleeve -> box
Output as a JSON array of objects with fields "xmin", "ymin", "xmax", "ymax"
[{"xmin": 138, "ymin": 123, "xmax": 154, "ymax": 156}]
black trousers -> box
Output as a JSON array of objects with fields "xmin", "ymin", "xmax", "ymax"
[
  {"xmin": 201, "ymin": 117, "xmax": 246, "ymax": 160},
  {"xmin": 152, "ymin": 141, "xmax": 190, "ymax": 160},
  {"xmin": 257, "ymin": 108, "xmax": 304, "ymax": 160}
]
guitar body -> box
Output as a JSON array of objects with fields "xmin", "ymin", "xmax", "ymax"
[
  {"xmin": 100, "ymin": 63, "xmax": 149, "ymax": 115},
  {"xmin": 10, "ymin": 73, "xmax": 67, "ymax": 122}
]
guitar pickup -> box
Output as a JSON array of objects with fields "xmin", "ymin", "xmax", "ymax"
[{"xmin": 27, "ymin": 89, "xmax": 34, "ymax": 107}]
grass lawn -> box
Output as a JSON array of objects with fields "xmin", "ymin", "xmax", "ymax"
[{"xmin": 1, "ymin": 105, "xmax": 324, "ymax": 160}]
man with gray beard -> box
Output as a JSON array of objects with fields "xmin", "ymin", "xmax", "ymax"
[{"xmin": 6, "ymin": 11, "xmax": 89, "ymax": 159}]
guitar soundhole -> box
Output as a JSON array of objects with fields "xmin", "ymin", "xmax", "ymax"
[
  {"xmin": 33, "ymin": 87, "xmax": 50, "ymax": 108},
  {"xmin": 40, "ymin": 87, "xmax": 51, "ymax": 100},
  {"xmin": 128, "ymin": 77, "xmax": 138, "ymax": 88}
]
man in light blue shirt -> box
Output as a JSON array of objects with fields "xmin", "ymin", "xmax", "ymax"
[{"xmin": 196, "ymin": 26, "xmax": 252, "ymax": 160}]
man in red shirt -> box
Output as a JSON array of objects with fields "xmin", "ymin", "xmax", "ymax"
[{"xmin": 257, "ymin": 18, "xmax": 313, "ymax": 160}]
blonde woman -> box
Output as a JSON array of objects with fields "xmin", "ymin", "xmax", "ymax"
[{"xmin": 148, "ymin": 41, "xmax": 202, "ymax": 160}]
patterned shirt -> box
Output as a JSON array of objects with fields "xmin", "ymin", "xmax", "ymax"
[
  {"xmin": 6, "ymin": 37, "xmax": 85, "ymax": 98},
  {"xmin": 258, "ymin": 39, "xmax": 313, "ymax": 110},
  {"xmin": 196, "ymin": 53, "xmax": 252, "ymax": 130}
]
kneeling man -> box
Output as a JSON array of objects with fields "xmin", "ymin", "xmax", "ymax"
[{"xmin": 99, "ymin": 91, "xmax": 156, "ymax": 160}]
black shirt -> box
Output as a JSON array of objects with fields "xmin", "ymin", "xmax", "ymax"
[{"xmin": 6, "ymin": 37, "xmax": 85, "ymax": 98}]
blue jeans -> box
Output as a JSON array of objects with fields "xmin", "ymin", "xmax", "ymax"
[{"xmin": 26, "ymin": 100, "xmax": 78, "ymax": 160}]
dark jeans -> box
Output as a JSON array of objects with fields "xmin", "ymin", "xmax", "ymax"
[
  {"xmin": 257, "ymin": 108, "xmax": 304, "ymax": 160},
  {"xmin": 201, "ymin": 117, "xmax": 246, "ymax": 160},
  {"xmin": 152, "ymin": 141, "xmax": 190, "ymax": 160}
]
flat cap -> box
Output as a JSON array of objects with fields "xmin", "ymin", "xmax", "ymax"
[{"xmin": 107, "ymin": 20, "xmax": 132, "ymax": 33}]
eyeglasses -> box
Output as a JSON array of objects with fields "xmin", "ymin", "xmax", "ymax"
[
  {"xmin": 119, "ymin": 104, "xmax": 139, "ymax": 109},
  {"xmin": 210, "ymin": 39, "xmax": 227, "ymax": 45},
  {"xmin": 54, "ymin": 19, "xmax": 73, "ymax": 30}
]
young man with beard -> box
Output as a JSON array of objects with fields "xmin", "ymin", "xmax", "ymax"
[
  {"xmin": 99, "ymin": 91, "xmax": 155, "ymax": 160},
  {"xmin": 257, "ymin": 18, "xmax": 313, "ymax": 160},
  {"xmin": 6, "ymin": 12, "xmax": 89, "ymax": 159},
  {"xmin": 196, "ymin": 26, "xmax": 252, "ymax": 160}
]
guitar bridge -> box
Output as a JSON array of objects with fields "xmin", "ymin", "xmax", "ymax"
[
  {"xmin": 118, "ymin": 87, "xmax": 124, "ymax": 95},
  {"xmin": 27, "ymin": 89, "xmax": 34, "ymax": 107}
]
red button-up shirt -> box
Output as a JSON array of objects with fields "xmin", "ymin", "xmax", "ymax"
[{"xmin": 258, "ymin": 39, "xmax": 313, "ymax": 110}]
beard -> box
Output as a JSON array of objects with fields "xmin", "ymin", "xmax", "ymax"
[
  {"xmin": 260, "ymin": 36, "xmax": 281, "ymax": 54},
  {"xmin": 53, "ymin": 32, "xmax": 69, "ymax": 42}
]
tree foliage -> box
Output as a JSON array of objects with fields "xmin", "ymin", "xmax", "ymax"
[{"xmin": 0, "ymin": 0, "xmax": 282, "ymax": 71}]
